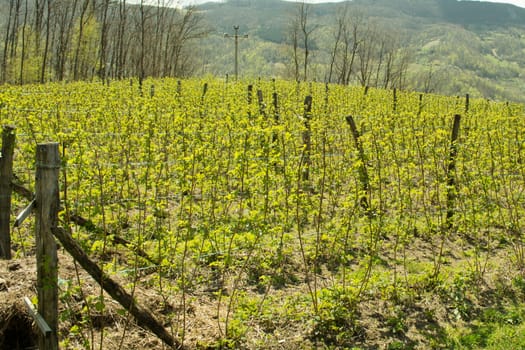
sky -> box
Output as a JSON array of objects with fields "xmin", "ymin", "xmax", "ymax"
[
  {"xmin": 474, "ymin": 0, "xmax": 525, "ymax": 6},
  {"xmin": 177, "ymin": 0, "xmax": 525, "ymax": 8}
]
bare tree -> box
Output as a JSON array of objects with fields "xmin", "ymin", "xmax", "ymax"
[
  {"xmin": 98, "ymin": 0, "xmax": 111, "ymax": 81},
  {"xmin": 19, "ymin": 0, "xmax": 29, "ymax": 83},
  {"xmin": 353, "ymin": 22, "xmax": 410, "ymax": 89},
  {"xmin": 151, "ymin": 0, "xmax": 169, "ymax": 77},
  {"xmin": 115, "ymin": 0, "xmax": 127, "ymax": 79},
  {"xmin": 327, "ymin": 6, "xmax": 410, "ymax": 89},
  {"xmin": 1, "ymin": 0, "xmax": 208, "ymax": 83},
  {"xmin": 2, "ymin": 0, "xmax": 17, "ymax": 82},
  {"xmin": 40, "ymin": 0, "xmax": 52, "ymax": 83},
  {"xmin": 168, "ymin": 6, "xmax": 209, "ymax": 77},
  {"xmin": 53, "ymin": 0, "xmax": 78, "ymax": 81},
  {"xmin": 34, "ymin": 0, "xmax": 46, "ymax": 52},
  {"xmin": 138, "ymin": 0, "xmax": 148, "ymax": 86},
  {"xmin": 339, "ymin": 8, "xmax": 362, "ymax": 85},
  {"xmin": 299, "ymin": 2, "xmax": 315, "ymax": 81},
  {"xmin": 356, "ymin": 22, "xmax": 378, "ymax": 87},
  {"xmin": 73, "ymin": 0, "xmax": 93, "ymax": 80},
  {"xmin": 286, "ymin": 1, "xmax": 316, "ymax": 82},
  {"xmin": 327, "ymin": 4, "xmax": 364, "ymax": 85}
]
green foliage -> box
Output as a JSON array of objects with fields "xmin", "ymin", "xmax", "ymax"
[
  {"xmin": 311, "ymin": 287, "xmax": 363, "ymax": 347},
  {"xmin": 4, "ymin": 77, "xmax": 525, "ymax": 348},
  {"xmin": 446, "ymin": 306, "xmax": 525, "ymax": 349}
]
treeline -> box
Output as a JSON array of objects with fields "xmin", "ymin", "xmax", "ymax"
[
  {"xmin": 286, "ymin": 2, "xmax": 411, "ymax": 89},
  {"xmin": 1, "ymin": 0, "xmax": 208, "ymax": 84}
]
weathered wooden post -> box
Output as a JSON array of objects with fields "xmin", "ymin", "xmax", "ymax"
[
  {"xmin": 257, "ymin": 89, "xmax": 266, "ymax": 117},
  {"xmin": 446, "ymin": 115, "xmax": 461, "ymax": 231},
  {"xmin": 35, "ymin": 142, "xmax": 60, "ymax": 350},
  {"xmin": 247, "ymin": 84, "xmax": 253, "ymax": 104},
  {"xmin": 393, "ymin": 88, "xmax": 397, "ymax": 112},
  {"xmin": 272, "ymin": 92, "xmax": 279, "ymax": 144},
  {"xmin": 201, "ymin": 82, "xmax": 208, "ymax": 102},
  {"xmin": 418, "ymin": 94, "xmax": 423, "ymax": 117},
  {"xmin": 0, "ymin": 125, "xmax": 16, "ymax": 259},
  {"xmin": 345, "ymin": 116, "xmax": 370, "ymax": 212},
  {"xmin": 176, "ymin": 80, "xmax": 182, "ymax": 96},
  {"xmin": 302, "ymin": 95, "xmax": 313, "ymax": 182}
]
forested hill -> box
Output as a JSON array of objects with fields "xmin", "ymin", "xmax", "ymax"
[
  {"xmin": 195, "ymin": 0, "xmax": 525, "ymax": 103},
  {"xmin": 356, "ymin": 0, "xmax": 525, "ymax": 26},
  {"xmin": 198, "ymin": 0, "xmax": 525, "ymax": 32}
]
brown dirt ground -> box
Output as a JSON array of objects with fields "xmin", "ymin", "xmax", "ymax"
[{"xmin": 0, "ymin": 236, "xmax": 522, "ymax": 350}]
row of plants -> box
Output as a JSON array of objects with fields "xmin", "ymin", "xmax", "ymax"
[{"xmin": 1, "ymin": 78, "xmax": 525, "ymax": 348}]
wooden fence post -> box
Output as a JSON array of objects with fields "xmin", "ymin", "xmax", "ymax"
[
  {"xmin": 257, "ymin": 89, "xmax": 266, "ymax": 117},
  {"xmin": 0, "ymin": 125, "xmax": 16, "ymax": 260},
  {"xmin": 418, "ymin": 94, "xmax": 423, "ymax": 116},
  {"xmin": 302, "ymin": 95, "xmax": 313, "ymax": 182},
  {"xmin": 35, "ymin": 142, "xmax": 60, "ymax": 350},
  {"xmin": 393, "ymin": 88, "xmax": 397, "ymax": 112},
  {"xmin": 446, "ymin": 115, "xmax": 461, "ymax": 231},
  {"xmin": 272, "ymin": 92, "xmax": 279, "ymax": 144},
  {"xmin": 345, "ymin": 116, "xmax": 370, "ymax": 211},
  {"xmin": 201, "ymin": 82, "xmax": 208, "ymax": 102},
  {"xmin": 247, "ymin": 84, "xmax": 253, "ymax": 104}
]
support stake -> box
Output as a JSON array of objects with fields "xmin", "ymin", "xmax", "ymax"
[
  {"xmin": 0, "ymin": 125, "xmax": 15, "ymax": 259},
  {"xmin": 345, "ymin": 116, "xmax": 370, "ymax": 211},
  {"xmin": 446, "ymin": 115, "xmax": 461, "ymax": 230},
  {"xmin": 35, "ymin": 142, "xmax": 60, "ymax": 350}
]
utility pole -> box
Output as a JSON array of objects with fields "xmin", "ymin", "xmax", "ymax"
[{"xmin": 224, "ymin": 25, "xmax": 248, "ymax": 81}]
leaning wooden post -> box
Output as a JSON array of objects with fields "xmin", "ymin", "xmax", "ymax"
[
  {"xmin": 446, "ymin": 115, "xmax": 461, "ymax": 231},
  {"xmin": 35, "ymin": 142, "xmax": 60, "ymax": 350},
  {"xmin": 0, "ymin": 125, "xmax": 16, "ymax": 260},
  {"xmin": 52, "ymin": 226, "xmax": 180, "ymax": 349},
  {"xmin": 345, "ymin": 116, "xmax": 370, "ymax": 212}
]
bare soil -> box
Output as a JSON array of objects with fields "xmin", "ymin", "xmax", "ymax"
[{"xmin": 0, "ymin": 236, "xmax": 522, "ymax": 350}]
